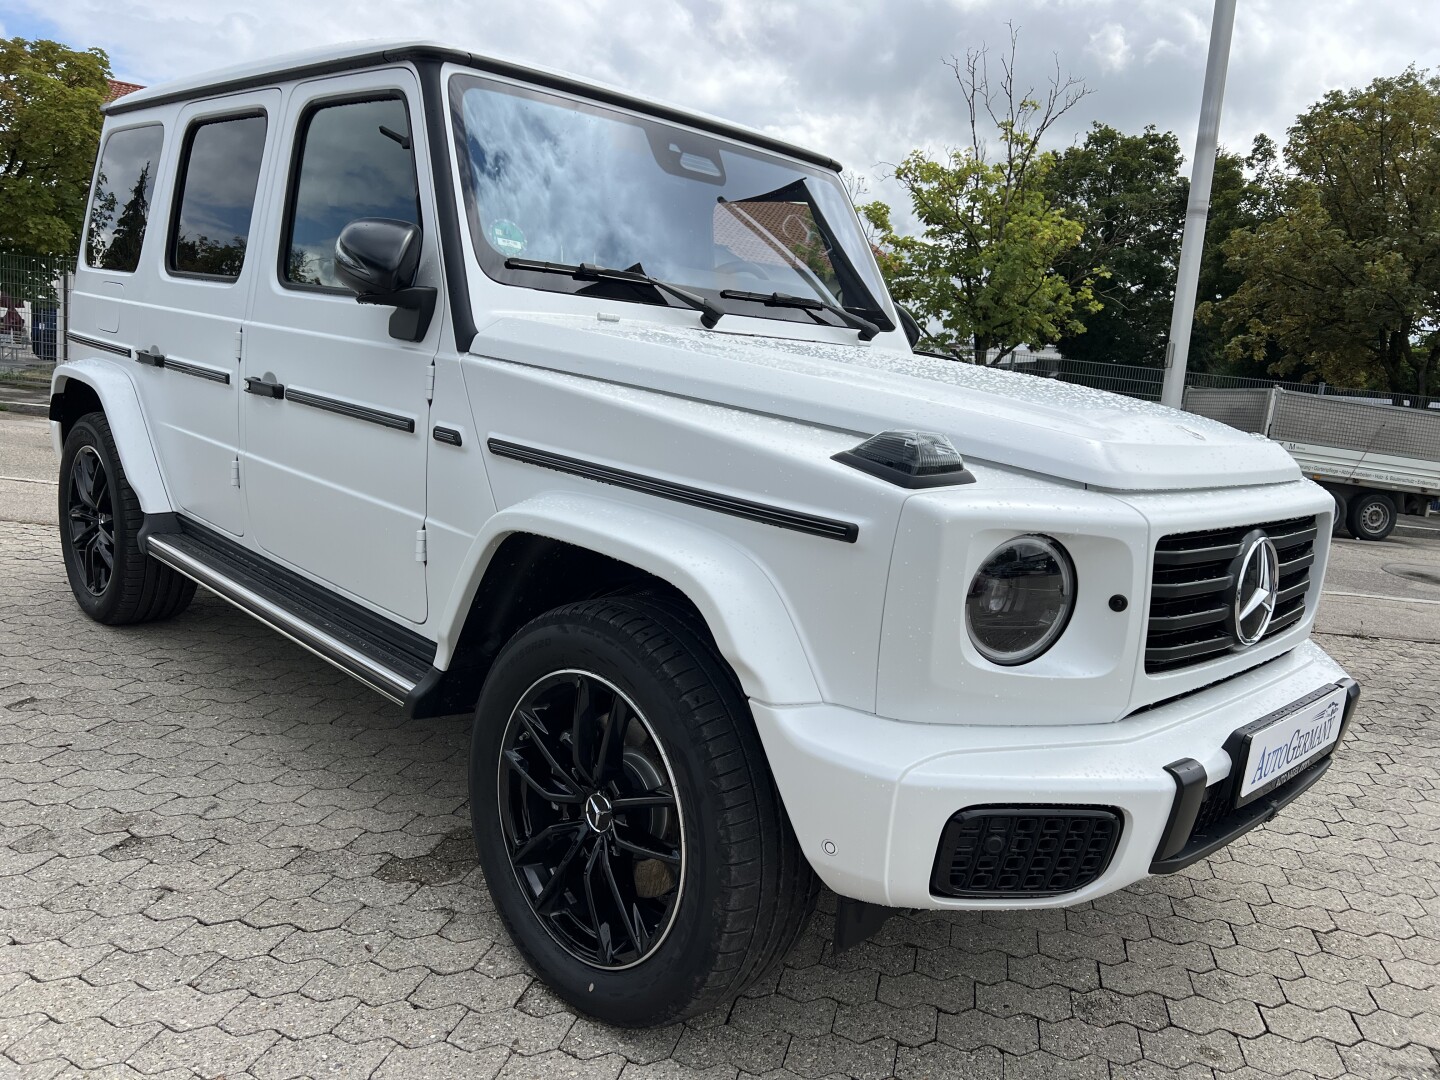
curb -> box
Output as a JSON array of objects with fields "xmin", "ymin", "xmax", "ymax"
[{"xmin": 0, "ymin": 401, "xmax": 48, "ymax": 416}]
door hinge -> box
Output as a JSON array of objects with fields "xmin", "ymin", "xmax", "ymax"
[
  {"xmin": 234, "ymin": 326, "xmax": 244, "ymax": 363},
  {"xmin": 423, "ymin": 362, "xmax": 435, "ymax": 402},
  {"xmin": 230, "ymin": 456, "xmax": 241, "ymax": 488},
  {"xmin": 415, "ymin": 527, "xmax": 428, "ymax": 564}
]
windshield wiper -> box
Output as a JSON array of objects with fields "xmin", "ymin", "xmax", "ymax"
[
  {"xmin": 719, "ymin": 289, "xmax": 879, "ymax": 341},
  {"xmin": 505, "ymin": 258, "xmax": 723, "ymax": 328}
]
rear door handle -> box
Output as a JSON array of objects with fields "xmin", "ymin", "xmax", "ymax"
[
  {"xmin": 244, "ymin": 376, "xmax": 285, "ymax": 399},
  {"xmin": 136, "ymin": 346, "xmax": 166, "ymax": 367}
]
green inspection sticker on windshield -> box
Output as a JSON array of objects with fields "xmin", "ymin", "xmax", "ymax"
[{"xmin": 489, "ymin": 219, "xmax": 527, "ymax": 255}]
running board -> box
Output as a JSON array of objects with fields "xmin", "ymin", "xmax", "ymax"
[{"xmin": 145, "ymin": 519, "xmax": 437, "ymax": 706}]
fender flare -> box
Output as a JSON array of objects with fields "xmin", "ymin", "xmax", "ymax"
[
  {"xmin": 51, "ymin": 359, "xmax": 173, "ymax": 515},
  {"xmin": 435, "ymin": 490, "xmax": 822, "ymax": 705}
]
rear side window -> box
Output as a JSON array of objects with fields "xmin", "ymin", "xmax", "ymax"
[
  {"xmin": 85, "ymin": 124, "xmax": 165, "ymax": 273},
  {"xmin": 169, "ymin": 114, "xmax": 268, "ymax": 280},
  {"xmin": 283, "ymin": 96, "xmax": 419, "ymax": 289}
]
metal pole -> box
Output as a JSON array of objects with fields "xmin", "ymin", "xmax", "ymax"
[{"xmin": 1161, "ymin": 0, "xmax": 1237, "ymax": 409}]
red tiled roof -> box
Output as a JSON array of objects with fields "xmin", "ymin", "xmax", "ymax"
[{"xmin": 104, "ymin": 80, "xmax": 146, "ymax": 104}]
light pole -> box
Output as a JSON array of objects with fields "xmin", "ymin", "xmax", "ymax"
[{"xmin": 1160, "ymin": 0, "xmax": 1237, "ymax": 409}]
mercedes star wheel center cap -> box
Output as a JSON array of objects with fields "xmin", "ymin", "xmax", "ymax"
[
  {"xmin": 584, "ymin": 792, "xmax": 614, "ymax": 833},
  {"xmin": 1230, "ymin": 531, "xmax": 1280, "ymax": 647}
]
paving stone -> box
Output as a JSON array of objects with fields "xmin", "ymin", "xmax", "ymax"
[
  {"xmin": 2, "ymin": 524, "xmax": 1438, "ymax": 1080},
  {"xmin": 374, "ymin": 1040, "xmax": 509, "ymax": 1080}
]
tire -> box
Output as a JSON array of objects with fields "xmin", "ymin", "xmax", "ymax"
[
  {"xmin": 469, "ymin": 596, "xmax": 817, "ymax": 1026},
  {"xmin": 1346, "ymin": 490, "xmax": 1396, "ymax": 542},
  {"xmin": 58, "ymin": 412, "xmax": 196, "ymax": 624},
  {"xmin": 1330, "ymin": 492, "xmax": 1348, "ymax": 538}
]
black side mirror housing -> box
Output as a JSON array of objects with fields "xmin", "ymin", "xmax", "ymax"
[{"xmin": 334, "ymin": 218, "xmax": 436, "ymax": 342}]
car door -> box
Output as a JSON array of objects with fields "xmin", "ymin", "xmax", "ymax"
[
  {"xmin": 241, "ymin": 70, "xmax": 440, "ymax": 624},
  {"xmin": 129, "ymin": 92, "xmax": 277, "ymax": 537}
]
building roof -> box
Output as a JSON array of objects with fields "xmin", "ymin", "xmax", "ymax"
[
  {"xmin": 101, "ymin": 40, "xmax": 839, "ymax": 172},
  {"xmin": 104, "ymin": 79, "xmax": 145, "ymax": 103}
]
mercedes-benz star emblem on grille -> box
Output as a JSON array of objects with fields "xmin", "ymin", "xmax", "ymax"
[{"xmin": 1229, "ymin": 530, "xmax": 1280, "ymax": 647}]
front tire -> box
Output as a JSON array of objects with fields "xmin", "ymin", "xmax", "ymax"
[
  {"xmin": 58, "ymin": 412, "xmax": 196, "ymax": 624},
  {"xmin": 1346, "ymin": 491, "xmax": 1396, "ymax": 541},
  {"xmin": 470, "ymin": 597, "xmax": 816, "ymax": 1026}
]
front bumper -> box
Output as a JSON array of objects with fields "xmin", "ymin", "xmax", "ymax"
[{"xmin": 752, "ymin": 640, "xmax": 1354, "ymax": 908}]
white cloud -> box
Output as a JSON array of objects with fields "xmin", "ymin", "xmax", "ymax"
[{"xmin": 22, "ymin": 0, "xmax": 1440, "ymax": 195}]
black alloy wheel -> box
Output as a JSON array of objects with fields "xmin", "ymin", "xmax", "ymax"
[
  {"xmin": 66, "ymin": 445, "xmax": 115, "ymax": 596},
  {"xmin": 57, "ymin": 411, "xmax": 195, "ymax": 625},
  {"xmin": 498, "ymin": 669, "xmax": 684, "ymax": 970}
]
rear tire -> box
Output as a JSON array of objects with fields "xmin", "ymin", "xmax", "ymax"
[
  {"xmin": 1346, "ymin": 491, "xmax": 1396, "ymax": 542},
  {"xmin": 469, "ymin": 596, "xmax": 816, "ymax": 1026},
  {"xmin": 58, "ymin": 412, "xmax": 196, "ymax": 624}
]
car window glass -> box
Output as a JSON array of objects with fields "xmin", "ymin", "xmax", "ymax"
[
  {"xmin": 86, "ymin": 125, "xmax": 165, "ymax": 273},
  {"xmin": 169, "ymin": 114, "xmax": 268, "ymax": 279},
  {"xmin": 284, "ymin": 97, "xmax": 419, "ymax": 288}
]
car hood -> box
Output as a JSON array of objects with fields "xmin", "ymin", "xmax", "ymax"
[{"xmin": 473, "ymin": 316, "xmax": 1300, "ymax": 492}]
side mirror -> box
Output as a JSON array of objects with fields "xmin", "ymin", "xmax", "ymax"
[{"xmin": 334, "ymin": 218, "xmax": 435, "ymax": 342}]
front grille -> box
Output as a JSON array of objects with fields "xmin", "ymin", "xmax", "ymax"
[
  {"xmin": 931, "ymin": 807, "xmax": 1121, "ymax": 898},
  {"xmin": 1146, "ymin": 515, "xmax": 1318, "ymax": 674}
]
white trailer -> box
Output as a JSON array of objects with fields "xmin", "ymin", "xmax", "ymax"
[{"xmin": 1184, "ymin": 386, "xmax": 1440, "ymax": 540}]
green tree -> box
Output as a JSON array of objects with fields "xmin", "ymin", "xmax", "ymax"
[
  {"xmin": 0, "ymin": 38, "xmax": 110, "ymax": 255},
  {"xmin": 860, "ymin": 29, "xmax": 1100, "ymax": 363},
  {"xmin": 1213, "ymin": 69, "xmax": 1440, "ymax": 401},
  {"xmin": 1043, "ymin": 124, "xmax": 1188, "ymax": 367},
  {"xmin": 96, "ymin": 162, "xmax": 150, "ymax": 271}
]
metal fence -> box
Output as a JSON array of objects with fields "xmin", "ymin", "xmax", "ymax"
[
  {"xmin": 0, "ymin": 251, "xmax": 71, "ymax": 380},
  {"xmin": 994, "ymin": 354, "xmax": 1440, "ymax": 412}
]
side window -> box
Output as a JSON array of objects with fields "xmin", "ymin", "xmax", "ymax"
[
  {"xmin": 85, "ymin": 124, "xmax": 165, "ymax": 273},
  {"xmin": 169, "ymin": 114, "xmax": 268, "ymax": 280},
  {"xmin": 283, "ymin": 96, "xmax": 420, "ymax": 289}
]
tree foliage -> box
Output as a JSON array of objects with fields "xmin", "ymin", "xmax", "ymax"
[
  {"xmin": 1213, "ymin": 69, "xmax": 1440, "ymax": 401},
  {"xmin": 860, "ymin": 29, "xmax": 1100, "ymax": 364},
  {"xmin": 1043, "ymin": 124, "xmax": 1187, "ymax": 367},
  {"xmin": 0, "ymin": 38, "xmax": 110, "ymax": 255}
]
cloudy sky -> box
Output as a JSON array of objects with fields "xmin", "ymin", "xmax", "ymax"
[{"xmin": 5, "ymin": 0, "xmax": 1437, "ymax": 205}]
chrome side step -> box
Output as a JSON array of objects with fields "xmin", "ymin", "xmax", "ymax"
[{"xmin": 148, "ymin": 535, "xmax": 420, "ymax": 705}]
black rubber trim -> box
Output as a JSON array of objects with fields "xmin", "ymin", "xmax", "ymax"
[
  {"xmin": 103, "ymin": 44, "xmax": 842, "ymax": 173},
  {"xmin": 1150, "ymin": 755, "xmax": 1333, "ymax": 874},
  {"xmin": 66, "ymin": 331, "xmax": 131, "ymax": 358},
  {"xmin": 832, "ymin": 448, "xmax": 977, "ymax": 489},
  {"xmin": 161, "ymin": 358, "xmax": 231, "ymax": 384},
  {"xmin": 833, "ymin": 897, "xmax": 894, "ymax": 953},
  {"xmin": 432, "ymin": 425, "xmax": 463, "ymax": 446},
  {"xmin": 166, "ymin": 515, "xmax": 436, "ymax": 681},
  {"xmin": 1152, "ymin": 758, "xmax": 1208, "ymax": 864},
  {"xmin": 487, "ymin": 438, "xmax": 859, "ymax": 543},
  {"xmin": 285, "ymin": 387, "xmax": 416, "ymax": 432},
  {"xmin": 417, "ymin": 59, "xmax": 477, "ymax": 352}
]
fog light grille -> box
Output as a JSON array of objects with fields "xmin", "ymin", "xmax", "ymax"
[{"xmin": 931, "ymin": 807, "xmax": 1121, "ymax": 898}]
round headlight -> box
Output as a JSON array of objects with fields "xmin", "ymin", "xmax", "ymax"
[{"xmin": 966, "ymin": 535, "xmax": 1076, "ymax": 666}]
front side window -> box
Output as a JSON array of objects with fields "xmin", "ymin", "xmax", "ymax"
[
  {"xmin": 451, "ymin": 75, "xmax": 891, "ymax": 330},
  {"xmin": 284, "ymin": 96, "xmax": 420, "ymax": 289},
  {"xmin": 169, "ymin": 114, "xmax": 268, "ymax": 280},
  {"xmin": 86, "ymin": 124, "xmax": 164, "ymax": 273}
]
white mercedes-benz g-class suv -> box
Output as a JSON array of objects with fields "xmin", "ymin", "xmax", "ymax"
[{"xmin": 53, "ymin": 41, "xmax": 1358, "ymax": 1027}]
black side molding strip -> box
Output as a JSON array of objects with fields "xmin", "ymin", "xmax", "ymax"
[
  {"xmin": 487, "ymin": 438, "xmax": 859, "ymax": 543},
  {"xmin": 285, "ymin": 388, "xmax": 416, "ymax": 433},
  {"xmin": 433, "ymin": 425, "xmax": 463, "ymax": 446},
  {"xmin": 162, "ymin": 358, "xmax": 231, "ymax": 384},
  {"xmin": 65, "ymin": 331, "xmax": 131, "ymax": 358}
]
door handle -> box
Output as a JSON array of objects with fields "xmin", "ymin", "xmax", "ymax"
[
  {"xmin": 244, "ymin": 376, "xmax": 285, "ymax": 399},
  {"xmin": 136, "ymin": 346, "xmax": 166, "ymax": 367}
]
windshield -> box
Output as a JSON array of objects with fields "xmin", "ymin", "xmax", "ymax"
[{"xmin": 450, "ymin": 74, "xmax": 893, "ymax": 331}]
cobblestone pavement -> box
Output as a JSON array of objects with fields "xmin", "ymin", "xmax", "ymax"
[{"xmin": 1, "ymin": 518, "xmax": 1437, "ymax": 1080}]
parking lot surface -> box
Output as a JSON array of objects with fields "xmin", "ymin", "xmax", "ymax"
[{"xmin": 2, "ymin": 446, "xmax": 1439, "ymax": 1077}]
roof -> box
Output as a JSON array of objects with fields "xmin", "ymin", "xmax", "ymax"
[
  {"xmin": 104, "ymin": 79, "xmax": 145, "ymax": 103},
  {"xmin": 101, "ymin": 40, "xmax": 840, "ymax": 172}
]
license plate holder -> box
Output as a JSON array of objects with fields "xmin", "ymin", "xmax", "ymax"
[{"xmin": 1226, "ymin": 684, "xmax": 1348, "ymax": 809}]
